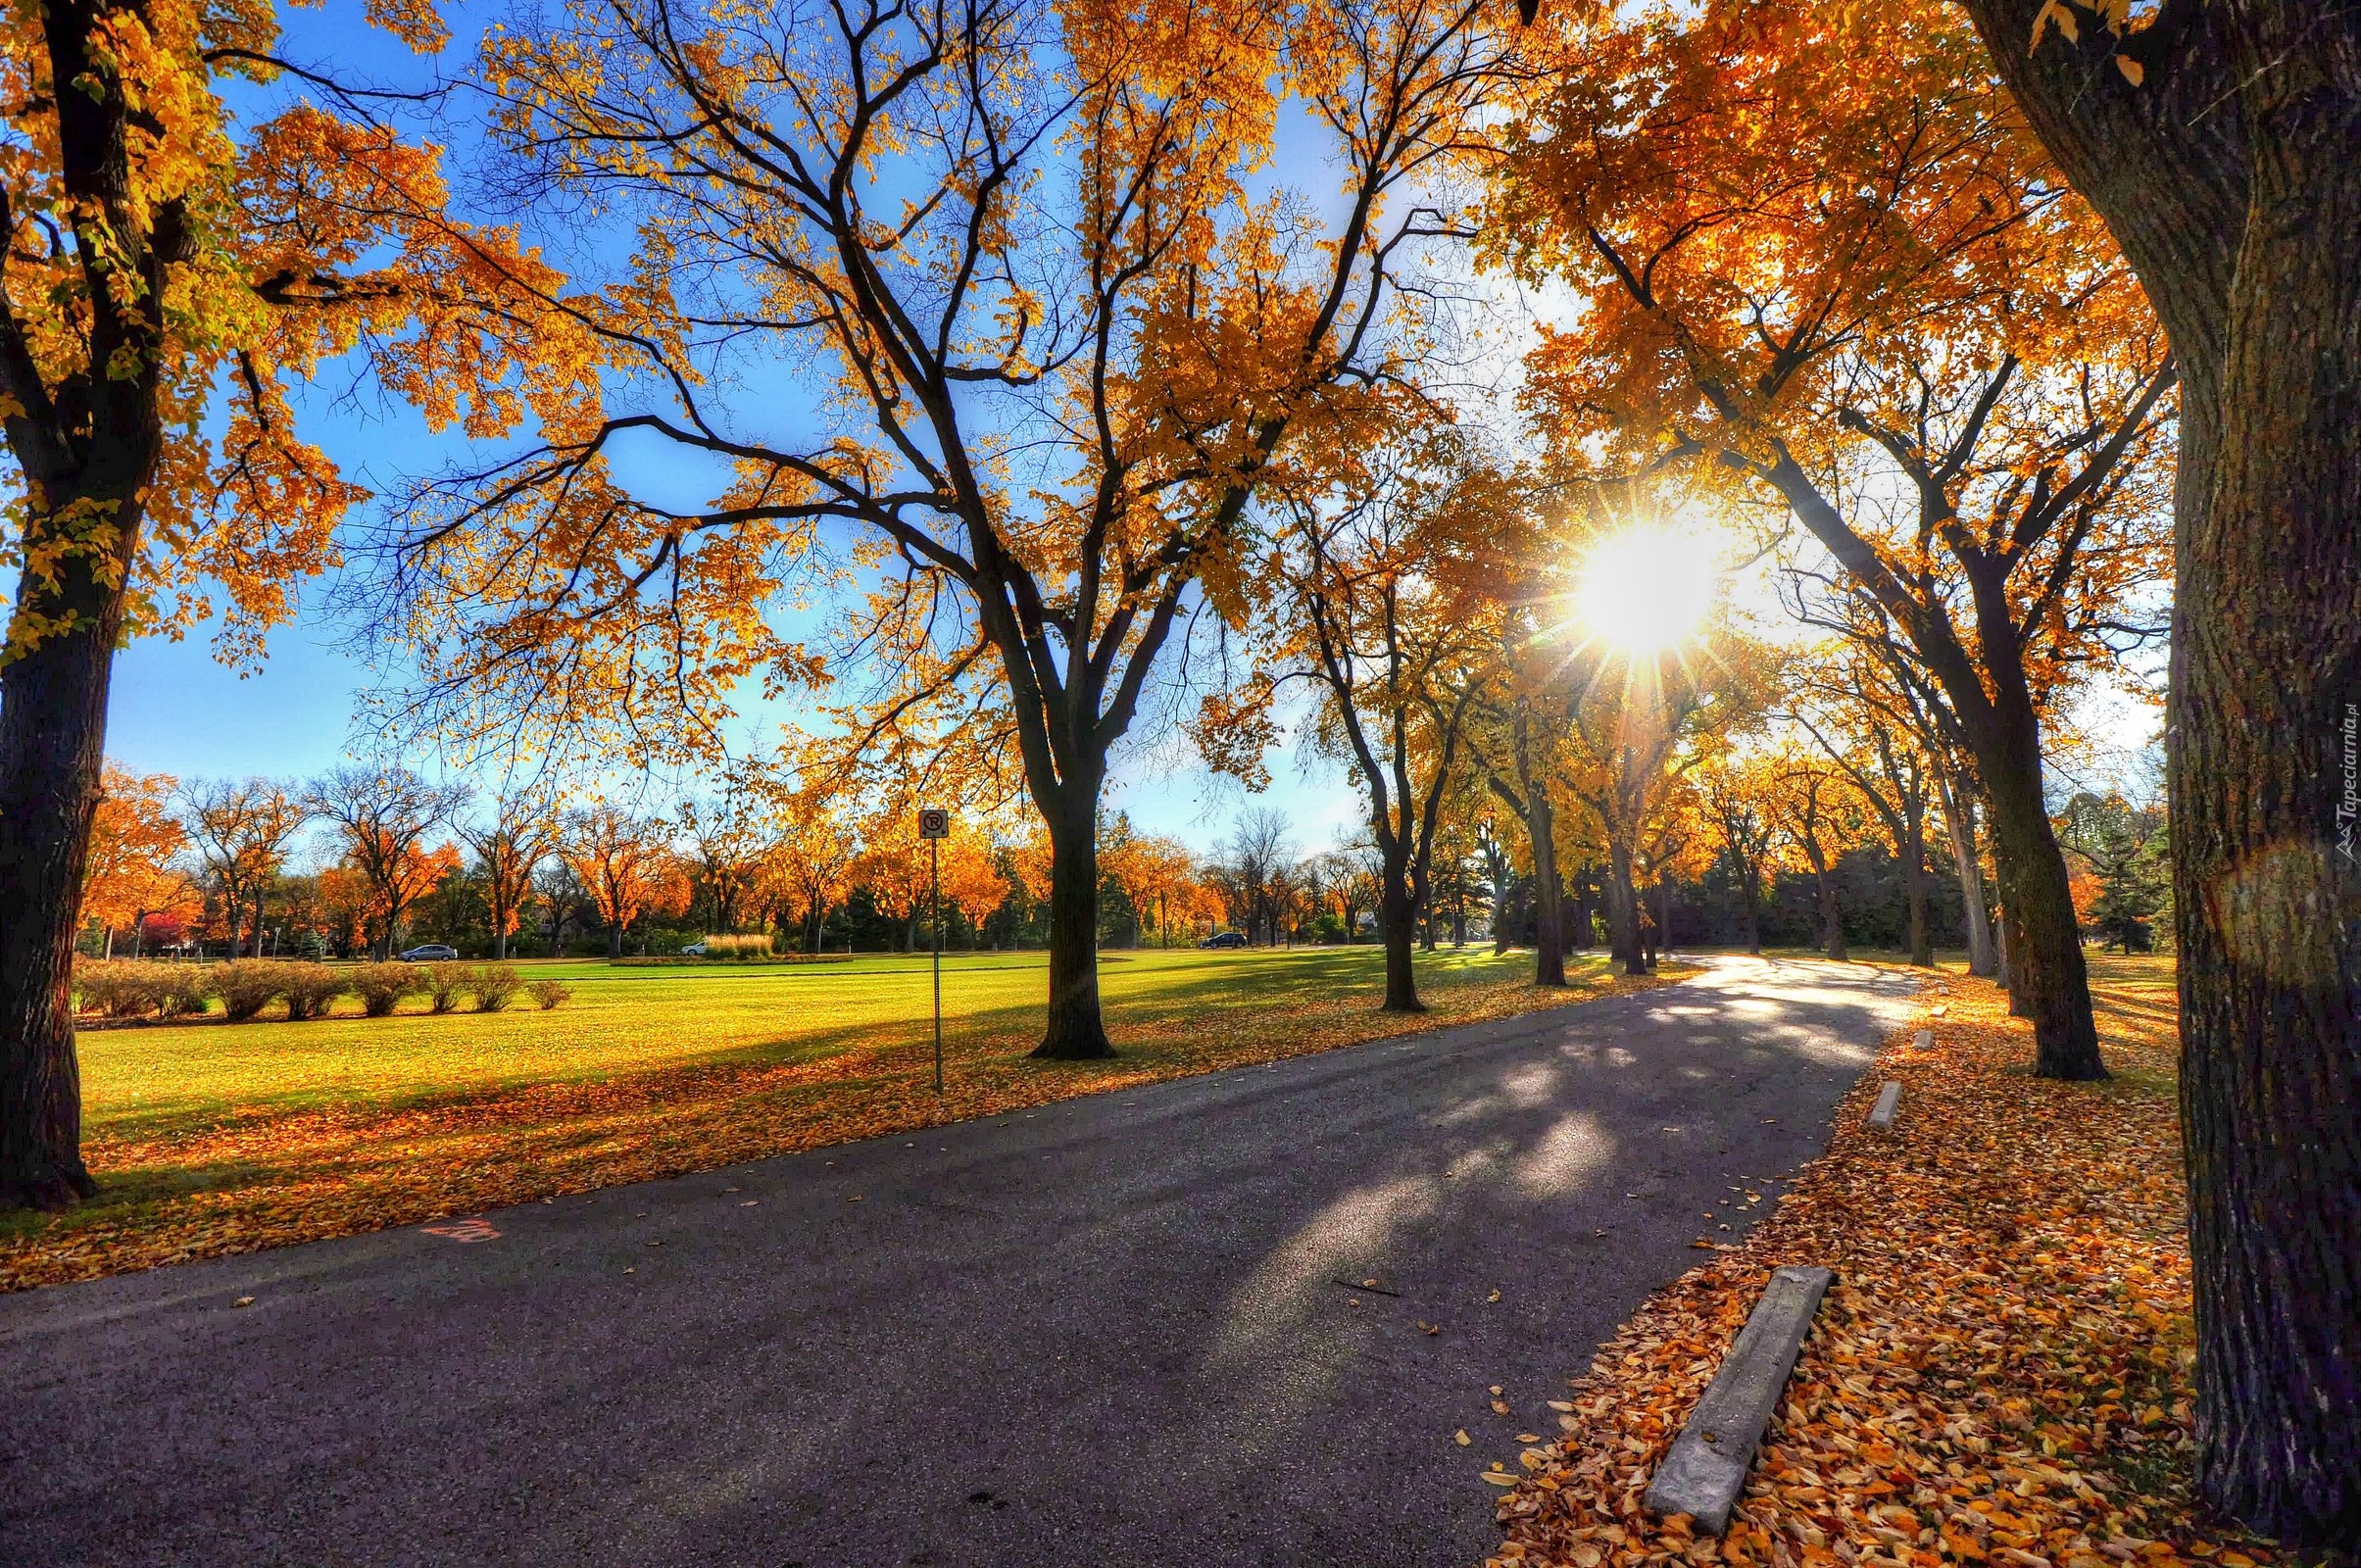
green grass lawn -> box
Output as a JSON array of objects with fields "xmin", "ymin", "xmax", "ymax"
[
  {"xmin": 11, "ymin": 945, "xmax": 1671, "ymax": 1290},
  {"xmin": 84, "ymin": 948, "xmax": 1535, "ymax": 1139}
]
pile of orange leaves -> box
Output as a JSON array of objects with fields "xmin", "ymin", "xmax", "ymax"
[{"xmin": 1489, "ymin": 971, "xmax": 2279, "ymax": 1568}]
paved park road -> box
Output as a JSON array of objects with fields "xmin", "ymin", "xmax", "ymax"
[{"xmin": 0, "ymin": 956, "xmax": 1914, "ymax": 1568}]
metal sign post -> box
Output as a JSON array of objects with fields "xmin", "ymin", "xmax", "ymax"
[{"xmin": 917, "ymin": 808, "xmax": 950, "ymax": 1094}]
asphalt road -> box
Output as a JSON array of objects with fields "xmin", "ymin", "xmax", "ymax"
[{"xmin": 0, "ymin": 956, "xmax": 1914, "ymax": 1568}]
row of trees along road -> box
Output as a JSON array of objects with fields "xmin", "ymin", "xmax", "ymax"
[{"xmin": 0, "ymin": 0, "xmax": 2350, "ymax": 1543}]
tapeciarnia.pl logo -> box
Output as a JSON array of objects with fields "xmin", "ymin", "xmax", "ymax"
[{"xmin": 2338, "ymin": 700, "xmax": 2359, "ymax": 868}]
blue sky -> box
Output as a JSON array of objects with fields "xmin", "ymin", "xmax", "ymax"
[
  {"xmin": 98, "ymin": 0, "xmax": 2159, "ymax": 862},
  {"xmin": 98, "ymin": 0, "xmax": 1379, "ymax": 858}
]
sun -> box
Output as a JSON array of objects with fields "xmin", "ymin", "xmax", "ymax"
[{"xmin": 1572, "ymin": 526, "xmax": 1720, "ymax": 658}]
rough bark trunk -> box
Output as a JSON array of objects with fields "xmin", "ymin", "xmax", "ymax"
[
  {"xmin": 1377, "ymin": 872, "xmax": 1424, "ymax": 1013},
  {"xmin": 0, "ymin": 578, "xmax": 121, "ymax": 1209},
  {"xmin": 1804, "ymin": 845, "xmax": 1847, "ymax": 961},
  {"xmin": 1606, "ymin": 841, "xmax": 1646, "ymax": 977},
  {"xmin": 1939, "ymin": 774, "xmax": 1998, "ymax": 977},
  {"xmin": 1907, "ymin": 808, "xmax": 1926, "ymax": 967},
  {"xmin": 1033, "ymin": 795, "xmax": 1111, "ymax": 1059},
  {"xmin": 1981, "ymin": 733, "xmax": 2104, "ymax": 1077},
  {"xmin": 605, "ymin": 924, "xmax": 621, "ymax": 962},
  {"xmin": 2162, "ymin": 64, "xmax": 2361, "ymax": 1544},
  {"xmin": 1525, "ymin": 796, "xmax": 1566, "ymax": 988},
  {"xmin": 1994, "ymin": 906, "xmax": 2020, "ymax": 1010},
  {"xmin": 493, "ymin": 928, "xmax": 509, "ymax": 961},
  {"xmin": 1950, "ymin": 11, "xmax": 2360, "ymax": 1531}
]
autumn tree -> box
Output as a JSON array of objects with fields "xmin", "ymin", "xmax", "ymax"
[
  {"xmin": 457, "ymin": 794, "xmax": 563, "ymax": 960},
  {"xmin": 560, "ymin": 807, "xmax": 671, "ymax": 960},
  {"xmin": 1496, "ymin": 0, "xmax": 2172, "ymax": 1077},
  {"xmin": 2057, "ymin": 791, "xmax": 2167, "ymax": 954},
  {"xmin": 677, "ymin": 789, "xmax": 772, "ymax": 936},
  {"xmin": 1792, "ymin": 656, "xmax": 1939, "ymax": 966},
  {"xmin": 1463, "ymin": 678, "xmax": 1575, "ymax": 984},
  {"xmin": 1697, "ymin": 755, "xmax": 1779, "ymax": 956},
  {"xmin": 765, "ymin": 800, "xmax": 858, "ymax": 956},
  {"xmin": 1098, "ymin": 822, "xmax": 1198, "ymax": 949},
  {"xmin": 308, "ymin": 767, "xmax": 470, "ymax": 958},
  {"xmin": 1941, "ymin": 7, "xmax": 2361, "ymax": 1536},
  {"xmin": 79, "ymin": 765, "xmax": 191, "ymax": 956},
  {"xmin": 1257, "ymin": 434, "xmax": 1507, "ymax": 1007},
  {"xmin": 1209, "ymin": 808, "xmax": 1297, "ymax": 948},
  {"xmin": 0, "ymin": 0, "xmax": 587, "ymax": 1207},
  {"xmin": 1316, "ymin": 846, "xmax": 1381, "ymax": 947},
  {"xmin": 1768, "ymin": 750, "xmax": 1865, "ymax": 962},
  {"xmin": 1553, "ymin": 548, "xmax": 1779, "ymax": 977},
  {"xmin": 386, "ymin": 0, "xmax": 1532, "ymax": 1058},
  {"xmin": 182, "ymin": 779, "xmax": 312, "ymax": 959}
]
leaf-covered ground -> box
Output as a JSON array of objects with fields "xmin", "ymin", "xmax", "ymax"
[
  {"xmin": 1486, "ymin": 955, "xmax": 2284, "ymax": 1568},
  {"xmin": 3, "ymin": 947, "xmax": 1678, "ymax": 1291}
]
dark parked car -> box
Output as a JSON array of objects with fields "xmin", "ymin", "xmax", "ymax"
[
  {"xmin": 1199, "ymin": 931, "xmax": 1247, "ymax": 950},
  {"xmin": 400, "ymin": 944, "xmax": 460, "ymax": 962}
]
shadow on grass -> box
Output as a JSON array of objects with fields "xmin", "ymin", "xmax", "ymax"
[
  {"xmin": 92, "ymin": 947, "xmax": 1588, "ymax": 1146},
  {"xmin": 7, "ymin": 948, "xmax": 1647, "ymax": 1286}
]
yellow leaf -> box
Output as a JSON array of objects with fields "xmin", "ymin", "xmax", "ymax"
[
  {"xmin": 1455, "ymin": 1429, "xmax": 1473, "ymax": 1446},
  {"xmin": 2116, "ymin": 55, "xmax": 2144, "ymax": 86}
]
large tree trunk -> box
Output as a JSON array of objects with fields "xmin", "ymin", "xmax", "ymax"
[
  {"xmin": 1902, "ymin": 812, "xmax": 1931, "ymax": 967},
  {"xmin": 1377, "ymin": 867, "xmax": 1424, "ymax": 1013},
  {"xmin": 1994, "ymin": 905, "xmax": 2021, "ymax": 1011},
  {"xmin": 2160, "ymin": 66, "xmax": 2361, "ymax": 1544},
  {"xmin": 1605, "ymin": 840, "xmax": 1646, "ymax": 977},
  {"xmin": 493, "ymin": 926, "xmax": 509, "ymax": 961},
  {"xmin": 1804, "ymin": 846, "xmax": 1847, "ymax": 961},
  {"xmin": 1737, "ymin": 858, "xmax": 1763, "ymax": 955},
  {"xmin": 1567, "ymin": 871, "xmax": 1593, "ymax": 953},
  {"xmin": 1952, "ymin": 12, "xmax": 2360, "ymax": 1533},
  {"xmin": 1979, "ymin": 717, "xmax": 2104, "ymax": 1078},
  {"xmin": 1033, "ymin": 794, "xmax": 1110, "ymax": 1059},
  {"xmin": 605, "ymin": 923, "xmax": 622, "ymax": 961},
  {"xmin": 0, "ymin": 544, "xmax": 126, "ymax": 1209},
  {"xmin": 1938, "ymin": 772, "xmax": 1998, "ymax": 976},
  {"xmin": 1524, "ymin": 796, "xmax": 1566, "ymax": 987}
]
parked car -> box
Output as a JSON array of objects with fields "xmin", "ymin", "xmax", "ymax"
[
  {"xmin": 1199, "ymin": 931, "xmax": 1247, "ymax": 950},
  {"xmin": 400, "ymin": 944, "xmax": 459, "ymax": 962},
  {"xmin": 680, "ymin": 942, "xmax": 708, "ymax": 956}
]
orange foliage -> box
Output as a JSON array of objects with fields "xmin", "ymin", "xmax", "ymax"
[
  {"xmin": 1493, "ymin": 973, "xmax": 2270, "ymax": 1567},
  {"xmin": 80, "ymin": 765, "xmax": 191, "ymax": 937}
]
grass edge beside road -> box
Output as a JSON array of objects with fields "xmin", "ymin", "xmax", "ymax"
[
  {"xmin": 3, "ymin": 950, "xmax": 1687, "ymax": 1293},
  {"xmin": 1488, "ymin": 956, "xmax": 2288, "ymax": 1568}
]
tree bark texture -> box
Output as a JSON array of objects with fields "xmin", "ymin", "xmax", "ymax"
[
  {"xmin": 1978, "ymin": 693, "xmax": 2104, "ymax": 1076},
  {"xmin": 1606, "ymin": 841, "xmax": 1646, "ymax": 977},
  {"xmin": 1902, "ymin": 815, "xmax": 1931, "ymax": 967},
  {"xmin": 1378, "ymin": 875, "xmax": 1424, "ymax": 1013},
  {"xmin": 1525, "ymin": 795, "xmax": 1567, "ymax": 987},
  {"xmin": 1033, "ymin": 799, "xmax": 1112, "ymax": 1058},
  {"xmin": 1936, "ymin": 766, "xmax": 1998, "ymax": 977},
  {"xmin": 0, "ymin": 604, "xmax": 117, "ymax": 1209},
  {"xmin": 1953, "ymin": 7, "xmax": 2360, "ymax": 1537},
  {"xmin": 1802, "ymin": 842, "xmax": 1847, "ymax": 962}
]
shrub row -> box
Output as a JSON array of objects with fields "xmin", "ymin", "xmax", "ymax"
[
  {"xmin": 699, "ymin": 933, "xmax": 775, "ymax": 959},
  {"xmin": 74, "ymin": 959, "xmax": 571, "ymax": 1022}
]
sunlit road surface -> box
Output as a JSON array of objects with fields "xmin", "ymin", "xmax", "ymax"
[{"xmin": 0, "ymin": 956, "xmax": 1914, "ymax": 1568}]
